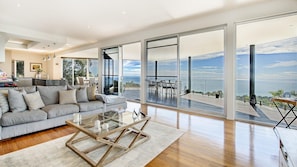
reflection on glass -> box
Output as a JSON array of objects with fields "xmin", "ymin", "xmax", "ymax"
[
  {"xmin": 63, "ymin": 59, "xmax": 73, "ymax": 84},
  {"xmin": 236, "ymin": 14, "xmax": 297, "ymax": 127},
  {"xmin": 16, "ymin": 60, "xmax": 24, "ymax": 77},
  {"xmin": 88, "ymin": 59, "xmax": 98, "ymax": 77},
  {"xmin": 103, "ymin": 47, "xmax": 119, "ymax": 95},
  {"xmin": 146, "ymin": 36, "xmax": 178, "ymax": 107},
  {"xmin": 122, "ymin": 42, "xmax": 141, "ymax": 101},
  {"xmin": 179, "ymin": 29, "xmax": 225, "ymax": 115}
]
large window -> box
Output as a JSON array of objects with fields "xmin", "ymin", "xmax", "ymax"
[
  {"xmin": 144, "ymin": 29, "xmax": 225, "ymax": 115},
  {"xmin": 102, "ymin": 47, "xmax": 119, "ymax": 95},
  {"xmin": 146, "ymin": 37, "xmax": 178, "ymax": 107},
  {"xmin": 122, "ymin": 42, "xmax": 141, "ymax": 101},
  {"xmin": 63, "ymin": 58, "xmax": 98, "ymax": 85},
  {"xmin": 236, "ymin": 14, "xmax": 297, "ymax": 126},
  {"xmin": 179, "ymin": 29, "xmax": 225, "ymax": 115},
  {"xmin": 88, "ymin": 59, "xmax": 99, "ymax": 77}
]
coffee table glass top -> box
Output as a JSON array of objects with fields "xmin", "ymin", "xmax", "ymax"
[{"xmin": 67, "ymin": 111, "xmax": 149, "ymax": 137}]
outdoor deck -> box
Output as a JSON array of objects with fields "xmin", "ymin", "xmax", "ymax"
[{"xmin": 123, "ymin": 89, "xmax": 297, "ymax": 128}]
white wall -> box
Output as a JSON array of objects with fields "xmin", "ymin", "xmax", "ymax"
[{"xmin": 0, "ymin": 50, "xmax": 47, "ymax": 78}]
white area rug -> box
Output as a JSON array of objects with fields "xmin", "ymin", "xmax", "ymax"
[{"xmin": 0, "ymin": 121, "xmax": 184, "ymax": 167}]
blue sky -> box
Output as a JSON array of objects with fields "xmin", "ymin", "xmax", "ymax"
[
  {"xmin": 123, "ymin": 37, "xmax": 297, "ymax": 84},
  {"xmin": 123, "ymin": 60, "xmax": 141, "ymax": 76},
  {"xmin": 236, "ymin": 37, "xmax": 297, "ymax": 81}
]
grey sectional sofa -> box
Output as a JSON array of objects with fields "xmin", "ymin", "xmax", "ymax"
[{"xmin": 0, "ymin": 85, "xmax": 127, "ymax": 140}]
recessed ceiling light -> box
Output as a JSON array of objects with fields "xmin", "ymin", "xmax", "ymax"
[
  {"xmin": 121, "ymin": 11, "xmax": 127, "ymax": 15},
  {"xmin": 17, "ymin": 3, "xmax": 21, "ymax": 7}
]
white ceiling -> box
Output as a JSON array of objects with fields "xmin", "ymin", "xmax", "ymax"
[{"xmin": 0, "ymin": 0, "xmax": 269, "ymax": 53}]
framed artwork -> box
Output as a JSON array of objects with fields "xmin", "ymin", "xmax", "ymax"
[{"xmin": 30, "ymin": 63, "xmax": 42, "ymax": 72}]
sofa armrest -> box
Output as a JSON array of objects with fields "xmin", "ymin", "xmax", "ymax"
[
  {"xmin": 95, "ymin": 94, "xmax": 127, "ymax": 105},
  {"xmin": 95, "ymin": 94, "xmax": 107, "ymax": 103}
]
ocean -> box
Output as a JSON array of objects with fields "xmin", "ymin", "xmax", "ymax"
[{"xmin": 123, "ymin": 76, "xmax": 297, "ymax": 97}]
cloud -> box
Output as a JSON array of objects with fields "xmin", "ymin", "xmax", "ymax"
[
  {"xmin": 237, "ymin": 65, "xmax": 249, "ymax": 70},
  {"xmin": 265, "ymin": 60, "xmax": 297, "ymax": 68},
  {"xmin": 255, "ymin": 70, "xmax": 297, "ymax": 81},
  {"xmin": 284, "ymin": 71, "xmax": 297, "ymax": 75},
  {"xmin": 123, "ymin": 60, "xmax": 140, "ymax": 67},
  {"xmin": 236, "ymin": 37, "xmax": 297, "ymax": 55},
  {"xmin": 256, "ymin": 37, "xmax": 297, "ymax": 54},
  {"xmin": 192, "ymin": 52, "xmax": 224, "ymax": 60},
  {"xmin": 201, "ymin": 66, "xmax": 217, "ymax": 69}
]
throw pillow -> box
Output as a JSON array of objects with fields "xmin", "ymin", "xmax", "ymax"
[
  {"xmin": 59, "ymin": 89, "xmax": 77, "ymax": 104},
  {"xmin": 37, "ymin": 86, "xmax": 67, "ymax": 105},
  {"xmin": 0, "ymin": 92, "xmax": 9, "ymax": 113},
  {"xmin": 23, "ymin": 91, "xmax": 45, "ymax": 110},
  {"xmin": 8, "ymin": 89, "xmax": 27, "ymax": 112},
  {"xmin": 87, "ymin": 86, "xmax": 96, "ymax": 101},
  {"xmin": 76, "ymin": 87, "xmax": 89, "ymax": 102}
]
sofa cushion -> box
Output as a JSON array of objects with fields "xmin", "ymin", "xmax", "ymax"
[
  {"xmin": 77, "ymin": 101, "xmax": 104, "ymax": 112},
  {"xmin": 76, "ymin": 87, "xmax": 89, "ymax": 102},
  {"xmin": 0, "ymin": 92, "xmax": 9, "ymax": 114},
  {"xmin": 59, "ymin": 89, "xmax": 77, "ymax": 104},
  {"xmin": 23, "ymin": 91, "xmax": 45, "ymax": 110},
  {"xmin": 87, "ymin": 86, "xmax": 96, "ymax": 101},
  {"xmin": 8, "ymin": 89, "xmax": 27, "ymax": 112},
  {"xmin": 1, "ymin": 110, "xmax": 47, "ymax": 127},
  {"xmin": 37, "ymin": 86, "xmax": 67, "ymax": 105},
  {"xmin": 42, "ymin": 104, "xmax": 79, "ymax": 119}
]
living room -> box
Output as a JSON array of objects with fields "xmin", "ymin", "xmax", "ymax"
[{"xmin": 0, "ymin": 0, "xmax": 297, "ymax": 166}]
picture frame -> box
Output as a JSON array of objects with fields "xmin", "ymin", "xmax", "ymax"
[{"xmin": 30, "ymin": 63, "xmax": 42, "ymax": 72}]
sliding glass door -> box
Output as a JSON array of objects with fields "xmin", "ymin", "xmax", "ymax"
[
  {"xmin": 122, "ymin": 42, "xmax": 141, "ymax": 101},
  {"xmin": 74, "ymin": 59, "xmax": 87, "ymax": 85},
  {"xmin": 63, "ymin": 58, "xmax": 73, "ymax": 85},
  {"xmin": 179, "ymin": 29, "xmax": 225, "ymax": 116},
  {"xmin": 236, "ymin": 14, "xmax": 297, "ymax": 126},
  {"xmin": 102, "ymin": 47, "xmax": 120, "ymax": 95},
  {"xmin": 62, "ymin": 58, "xmax": 87, "ymax": 85},
  {"xmin": 63, "ymin": 58, "xmax": 98, "ymax": 85},
  {"xmin": 146, "ymin": 36, "xmax": 178, "ymax": 107}
]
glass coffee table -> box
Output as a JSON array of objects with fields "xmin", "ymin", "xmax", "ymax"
[{"xmin": 65, "ymin": 111, "xmax": 151, "ymax": 167}]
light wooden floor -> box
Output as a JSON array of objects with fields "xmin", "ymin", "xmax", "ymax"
[{"xmin": 0, "ymin": 102, "xmax": 280, "ymax": 167}]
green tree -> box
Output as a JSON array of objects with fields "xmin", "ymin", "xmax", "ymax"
[
  {"xmin": 290, "ymin": 90, "xmax": 297, "ymax": 97},
  {"xmin": 63, "ymin": 59, "xmax": 73, "ymax": 84},
  {"xmin": 269, "ymin": 89, "xmax": 285, "ymax": 109},
  {"xmin": 269, "ymin": 89, "xmax": 284, "ymax": 97}
]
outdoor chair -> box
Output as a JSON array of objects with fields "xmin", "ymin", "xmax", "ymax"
[
  {"xmin": 148, "ymin": 80, "xmax": 156, "ymax": 94},
  {"xmin": 171, "ymin": 80, "xmax": 178, "ymax": 97},
  {"xmin": 78, "ymin": 77, "xmax": 89, "ymax": 86},
  {"xmin": 89, "ymin": 77, "xmax": 96, "ymax": 86},
  {"xmin": 161, "ymin": 80, "xmax": 173, "ymax": 98}
]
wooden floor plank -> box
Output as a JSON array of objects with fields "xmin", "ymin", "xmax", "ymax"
[{"xmin": 0, "ymin": 102, "xmax": 280, "ymax": 167}]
